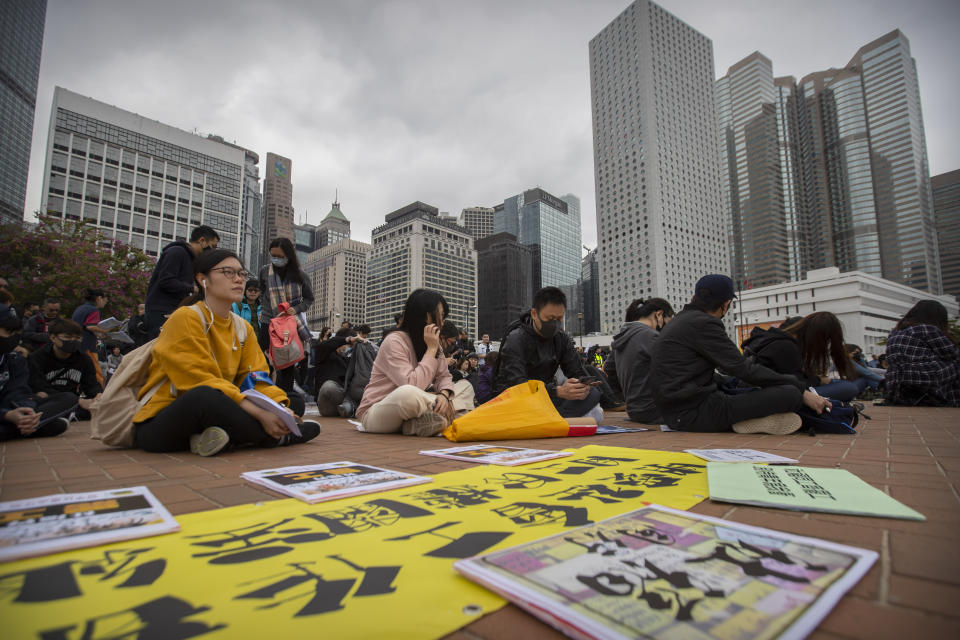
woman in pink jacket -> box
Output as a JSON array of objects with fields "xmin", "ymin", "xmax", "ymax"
[{"xmin": 356, "ymin": 289, "xmax": 475, "ymax": 436}]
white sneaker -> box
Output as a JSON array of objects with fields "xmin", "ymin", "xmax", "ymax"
[
  {"xmin": 732, "ymin": 413, "xmax": 802, "ymax": 435},
  {"xmin": 189, "ymin": 427, "xmax": 230, "ymax": 456}
]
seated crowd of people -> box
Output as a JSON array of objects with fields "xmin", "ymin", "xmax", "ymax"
[{"xmin": 2, "ymin": 246, "xmax": 958, "ymax": 453}]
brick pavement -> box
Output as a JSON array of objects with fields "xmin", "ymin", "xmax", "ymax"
[{"xmin": 1, "ymin": 404, "xmax": 958, "ymax": 639}]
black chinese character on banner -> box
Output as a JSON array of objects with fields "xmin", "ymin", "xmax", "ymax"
[
  {"xmin": 542, "ymin": 484, "xmax": 647, "ymax": 504},
  {"xmin": 632, "ymin": 463, "xmax": 705, "ymax": 476},
  {"xmin": 403, "ymin": 485, "xmax": 500, "ymax": 509},
  {"xmin": 0, "ymin": 548, "xmax": 165, "ymax": 604},
  {"xmin": 38, "ymin": 595, "xmax": 226, "ymax": 640},
  {"xmin": 235, "ymin": 555, "xmax": 400, "ymax": 617},
  {"xmin": 599, "ymin": 472, "xmax": 681, "ymax": 488},
  {"xmin": 534, "ymin": 456, "xmax": 638, "ymax": 475},
  {"xmin": 492, "ymin": 502, "xmax": 592, "ymax": 527},
  {"xmin": 384, "ymin": 521, "xmax": 512, "ymax": 558},
  {"xmin": 303, "ymin": 498, "xmax": 433, "ymax": 534},
  {"xmin": 685, "ymin": 541, "xmax": 826, "ymax": 581},
  {"xmin": 484, "ymin": 472, "xmax": 561, "ymax": 490},
  {"xmin": 188, "ymin": 518, "xmax": 333, "ymax": 565}
]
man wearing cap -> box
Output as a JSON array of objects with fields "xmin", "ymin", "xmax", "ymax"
[{"xmin": 652, "ymin": 274, "xmax": 829, "ymax": 434}]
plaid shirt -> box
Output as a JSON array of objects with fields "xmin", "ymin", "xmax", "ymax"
[{"xmin": 885, "ymin": 324, "xmax": 960, "ymax": 406}]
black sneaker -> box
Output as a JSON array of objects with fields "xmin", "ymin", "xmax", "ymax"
[{"xmin": 277, "ymin": 421, "xmax": 321, "ymax": 446}]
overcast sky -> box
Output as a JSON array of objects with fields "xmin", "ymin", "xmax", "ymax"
[{"xmin": 25, "ymin": 0, "xmax": 960, "ymax": 250}]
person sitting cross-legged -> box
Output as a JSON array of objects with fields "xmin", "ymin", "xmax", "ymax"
[
  {"xmin": 493, "ymin": 286, "xmax": 603, "ymax": 422},
  {"xmin": 132, "ymin": 249, "xmax": 320, "ymax": 456},
  {"xmin": 0, "ymin": 304, "xmax": 77, "ymax": 441},
  {"xmin": 355, "ymin": 289, "xmax": 475, "ymax": 436},
  {"xmin": 28, "ymin": 319, "xmax": 103, "ymax": 420},
  {"xmin": 652, "ymin": 274, "xmax": 830, "ymax": 434}
]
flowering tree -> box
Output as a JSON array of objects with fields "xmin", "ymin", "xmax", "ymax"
[{"xmin": 0, "ymin": 215, "xmax": 155, "ymax": 320}]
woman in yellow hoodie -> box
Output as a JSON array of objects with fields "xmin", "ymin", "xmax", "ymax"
[{"xmin": 133, "ymin": 249, "xmax": 320, "ymax": 456}]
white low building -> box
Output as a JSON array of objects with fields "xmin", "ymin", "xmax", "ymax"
[{"xmin": 733, "ymin": 267, "xmax": 958, "ymax": 354}]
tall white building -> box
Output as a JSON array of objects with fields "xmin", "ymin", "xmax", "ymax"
[
  {"xmin": 40, "ymin": 87, "xmax": 250, "ymax": 257},
  {"xmin": 366, "ymin": 201, "xmax": 477, "ymax": 337},
  {"xmin": 304, "ymin": 238, "xmax": 370, "ymax": 330},
  {"xmin": 458, "ymin": 206, "xmax": 495, "ymax": 239},
  {"xmin": 590, "ymin": 0, "xmax": 727, "ymax": 333}
]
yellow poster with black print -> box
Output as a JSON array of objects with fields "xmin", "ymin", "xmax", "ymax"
[{"xmin": 2, "ymin": 446, "xmax": 708, "ymax": 639}]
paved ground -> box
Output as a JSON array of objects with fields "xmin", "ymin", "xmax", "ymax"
[{"xmin": 2, "ymin": 404, "xmax": 959, "ymax": 639}]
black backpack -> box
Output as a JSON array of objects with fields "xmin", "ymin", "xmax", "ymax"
[{"xmin": 797, "ymin": 399, "xmax": 869, "ymax": 436}]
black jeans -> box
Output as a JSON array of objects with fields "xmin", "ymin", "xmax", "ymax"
[
  {"xmin": 662, "ymin": 385, "xmax": 802, "ymax": 433},
  {"xmin": 134, "ymin": 386, "xmax": 303, "ymax": 452},
  {"xmin": 145, "ymin": 309, "xmax": 170, "ymax": 341},
  {"xmin": 553, "ymin": 387, "xmax": 603, "ymax": 418},
  {"xmin": 0, "ymin": 392, "xmax": 78, "ymax": 441}
]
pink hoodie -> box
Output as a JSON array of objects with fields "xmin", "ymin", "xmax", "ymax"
[{"xmin": 355, "ymin": 330, "xmax": 454, "ymax": 419}]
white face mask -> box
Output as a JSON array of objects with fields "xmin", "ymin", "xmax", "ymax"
[{"xmin": 271, "ymin": 257, "xmax": 288, "ymax": 268}]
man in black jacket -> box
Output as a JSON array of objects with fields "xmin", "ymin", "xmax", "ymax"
[
  {"xmin": 144, "ymin": 225, "xmax": 219, "ymax": 339},
  {"xmin": 28, "ymin": 319, "xmax": 103, "ymax": 420},
  {"xmin": 494, "ymin": 287, "xmax": 601, "ymax": 419},
  {"xmin": 652, "ymin": 274, "xmax": 829, "ymax": 434}
]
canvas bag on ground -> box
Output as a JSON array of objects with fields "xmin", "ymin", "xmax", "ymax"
[
  {"xmin": 268, "ymin": 302, "xmax": 305, "ymax": 370},
  {"xmin": 441, "ymin": 380, "xmax": 572, "ymax": 442},
  {"xmin": 90, "ymin": 306, "xmax": 247, "ymax": 447}
]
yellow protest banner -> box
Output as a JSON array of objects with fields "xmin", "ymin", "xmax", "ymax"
[{"xmin": 2, "ymin": 446, "xmax": 708, "ymax": 639}]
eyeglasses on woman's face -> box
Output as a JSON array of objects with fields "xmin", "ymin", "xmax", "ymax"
[{"xmin": 210, "ymin": 267, "xmax": 251, "ymax": 281}]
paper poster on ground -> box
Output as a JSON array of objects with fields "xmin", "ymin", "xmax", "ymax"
[
  {"xmin": 456, "ymin": 504, "xmax": 877, "ymax": 640},
  {"xmin": 686, "ymin": 449, "xmax": 798, "ymax": 464},
  {"xmin": 707, "ymin": 463, "xmax": 925, "ymax": 520},
  {"xmin": 0, "ymin": 486, "xmax": 179, "ymax": 562},
  {"xmin": 241, "ymin": 461, "xmax": 431, "ymax": 503},
  {"xmin": 3, "ymin": 446, "xmax": 708, "ymax": 640},
  {"xmin": 419, "ymin": 445, "xmax": 573, "ymax": 466}
]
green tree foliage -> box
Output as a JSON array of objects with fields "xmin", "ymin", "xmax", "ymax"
[{"xmin": 0, "ymin": 215, "xmax": 155, "ymax": 320}]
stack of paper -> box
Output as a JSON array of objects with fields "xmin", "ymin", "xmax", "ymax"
[
  {"xmin": 419, "ymin": 444, "xmax": 573, "ymax": 466},
  {"xmin": 0, "ymin": 487, "xmax": 179, "ymax": 561},
  {"xmin": 685, "ymin": 448, "xmax": 798, "ymax": 464},
  {"xmin": 241, "ymin": 461, "xmax": 431, "ymax": 503}
]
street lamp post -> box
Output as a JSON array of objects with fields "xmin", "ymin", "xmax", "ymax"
[{"xmin": 578, "ymin": 312, "xmax": 583, "ymax": 348}]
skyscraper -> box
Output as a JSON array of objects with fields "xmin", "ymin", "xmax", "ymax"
[
  {"xmin": 581, "ymin": 248, "xmax": 600, "ymax": 334},
  {"xmin": 0, "ymin": 0, "xmax": 46, "ymax": 224},
  {"xmin": 366, "ymin": 201, "xmax": 477, "ymax": 337},
  {"xmin": 590, "ymin": 0, "xmax": 728, "ymax": 333},
  {"xmin": 40, "ymin": 87, "xmax": 249, "ymax": 257},
  {"xmin": 293, "ymin": 221, "xmax": 317, "ymax": 265},
  {"xmin": 476, "ymin": 232, "xmax": 534, "ymax": 340},
  {"xmin": 458, "ymin": 206, "xmax": 495, "ymax": 239},
  {"xmin": 262, "ymin": 153, "xmax": 294, "ymax": 247},
  {"xmin": 494, "ymin": 188, "xmax": 582, "ymax": 291},
  {"xmin": 932, "ymin": 170, "xmax": 960, "ymax": 302},
  {"xmin": 719, "ymin": 30, "xmax": 941, "ymax": 294},
  {"xmin": 317, "ymin": 200, "xmax": 351, "ymax": 248},
  {"xmin": 239, "ymin": 148, "xmax": 262, "ymax": 274},
  {"xmin": 304, "ymin": 238, "xmax": 370, "ymax": 330}
]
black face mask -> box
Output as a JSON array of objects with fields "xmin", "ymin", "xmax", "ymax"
[
  {"xmin": 535, "ymin": 316, "xmax": 559, "ymax": 340},
  {"xmin": 0, "ymin": 334, "xmax": 21, "ymax": 353},
  {"xmin": 58, "ymin": 339, "xmax": 82, "ymax": 353},
  {"xmin": 202, "ymin": 244, "xmax": 213, "ymax": 252}
]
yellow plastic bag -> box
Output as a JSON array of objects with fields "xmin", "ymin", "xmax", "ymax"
[{"xmin": 442, "ymin": 380, "xmax": 572, "ymax": 441}]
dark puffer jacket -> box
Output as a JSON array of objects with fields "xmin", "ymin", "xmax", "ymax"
[{"xmin": 493, "ymin": 313, "xmax": 587, "ymax": 399}]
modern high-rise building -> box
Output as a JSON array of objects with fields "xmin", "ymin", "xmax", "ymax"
[
  {"xmin": 239, "ymin": 148, "xmax": 262, "ymax": 274},
  {"xmin": 317, "ymin": 200, "xmax": 350, "ymax": 248},
  {"xmin": 458, "ymin": 206, "xmax": 495, "ymax": 239},
  {"xmin": 40, "ymin": 87, "xmax": 249, "ymax": 257},
  {"xmin": 262, "ymin": 153, "xmax": 294, "ymax": 248},
  {"xmin": 718, "ymin": 30, "xmax": 941, "ymax": 294},
  {"xmin": 581, "ymin": 248, "xmax": 601, "ymax": 334},
  {"xmin": 293, "ymin": 221, "xmax": 316, "ymax": 265},
  {"xmin": 366, "ymin": 201, "xmax": 477, "ymax": 337},
  {"xmin": 932, "ymin": 169, "xmax": 960, "ymax": 302},
  {"xmin": 304, "ymin": 238, "xmax": 370, "ymax": 330},
  {"xmin": 494, "ymin": 188, "xmax": 582, "ymax": 291},
  {"xmin": 0, "ymin": 0, "xmax": 46, "ymax": 224},
  {"xmin": 590, "ymin": 0, "xmax": 728, "ymax": 333},
  {"xmin": 476, "ymin": 232, "xmax": 534, "ymax": 340},
  {"xmin": 716, "ymin": 53, "xmax": 797, "ymax": 288}
]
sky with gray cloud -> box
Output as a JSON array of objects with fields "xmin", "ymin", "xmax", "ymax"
[{"xmin": 25, "ymin": 0, "xmax": 960, "ymax": 250}]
